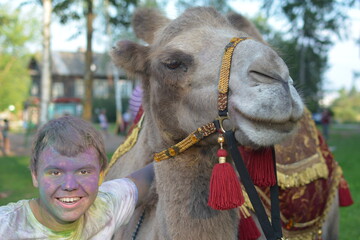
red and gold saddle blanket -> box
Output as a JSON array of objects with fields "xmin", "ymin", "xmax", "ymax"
[{"xmin": 242, "ymin": 109, "xmax": 353, "ymax": 240}]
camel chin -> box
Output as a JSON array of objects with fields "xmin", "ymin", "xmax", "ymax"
[{"xmin": 233, "ymin": 115, "xmax": 299, "ymax": 147}]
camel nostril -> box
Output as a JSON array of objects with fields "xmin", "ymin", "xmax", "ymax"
[{"xmin": 249, "ymin": 70, "xmax": 286, "ymax": 84}]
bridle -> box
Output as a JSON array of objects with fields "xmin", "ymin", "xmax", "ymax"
[
  {"xmin": 154, "ymin": 37, "xmax": 244, "ymax": 162},
  {"xmin": 153, "ymin": 37, "xmax": 284, "ymax": 240}
]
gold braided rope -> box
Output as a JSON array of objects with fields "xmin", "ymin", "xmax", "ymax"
[
  {"xmin": 154, "ymin": 123, "xmax": 217, "ymax": 162},
  {"xmin": 154, "ymin": 37, "xmax": 248, "ymax": 162},
  {"xmin": 218, "ymin": 37, "xmax": 248, "ymax": 111}
]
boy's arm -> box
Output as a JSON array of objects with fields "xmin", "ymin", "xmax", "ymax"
[{"xmin": 126, "ymin": 163, "xmax": 154, "ymax": 207}]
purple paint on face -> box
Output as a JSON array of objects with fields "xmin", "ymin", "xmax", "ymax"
[{"xmin": 31, "ymin": 146, "xmax": 102, "ymax": 229}]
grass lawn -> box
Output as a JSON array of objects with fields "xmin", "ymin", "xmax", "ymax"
[
  {"xmin": 0, "ymin": 123, "xmax": 359, "ymax": 238},
  {"xmin": 326, "ymin": 124, "xmax": 360, "ymax": 239},
  {"xmin": 0, "ymin": 155, "xmax": 37, "ymax": 205}
]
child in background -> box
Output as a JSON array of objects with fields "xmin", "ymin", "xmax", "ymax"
[
  {"xmin": 1, "ymin": 119, "xmax": 10, "ymax": 155},
  {"xmin": 98, "ymin": 109, "xmax": 109, "ymax": 137}
]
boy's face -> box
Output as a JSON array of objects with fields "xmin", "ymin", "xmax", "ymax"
[{"xmin": 31, "ymin": 146, "xmax": 102, "ymax": 227}]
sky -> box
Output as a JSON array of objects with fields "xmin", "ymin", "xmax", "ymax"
[{"xmin": 24, "ymin": 0, "xmax": 360, "ymax": 103}]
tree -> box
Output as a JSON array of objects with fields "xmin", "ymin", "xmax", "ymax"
[
  {"xmin": 331, "ymin": 87, "xmax": 360, "ymax": 122},
  {"xmin": 261, "ymin": 0, "xmax": 355, "ymax": 111},
  {"xmin": 0, "ymin": 3, "xmax": 39, "ymax": 112},
  {"xmin": 40, "ymin": 0, "xmax": 52, "ymax": 125},
  {"xmin": 52, "ymin": 0, "xmax": 138, "ymax": 121}
]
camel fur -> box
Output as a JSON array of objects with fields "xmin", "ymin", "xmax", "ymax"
[{"xmin": 105, "ymin": 7, "xmax": 340, "ymax": 240}]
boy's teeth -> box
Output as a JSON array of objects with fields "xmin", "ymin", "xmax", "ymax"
[{"xmin": 59, "ymin": 197, "xmax": 80, "ymax": 203}]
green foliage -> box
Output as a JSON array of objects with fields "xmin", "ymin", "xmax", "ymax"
[
  {"xmin": 0, "ymin": 4, "xmax": 39, "ymax": 112},
  {"xmin": 140, "ymin": 0, "xmax": 160, "ymax": 8},
  {"xmin": 260, "ymin": 0, "xmax": 354, "ymax": 111},
  {"xmin": 52, "ymin": 0, "xmax": 139, "ymax": 37},
  {"xmin": 331, "ymin": 88, "xmax": 360, "ymax": 122},
  {"xmin": 0, "ymin": 55, "xmax": 31, "ymax": 112}
]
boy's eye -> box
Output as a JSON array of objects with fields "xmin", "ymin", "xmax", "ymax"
[
  {"xmin": 79, "ymin": 170, "xmax": 90, "ymax": 175},
  {"xmin": 49, "ymin": 171, "xmax": 61, "ymax": 176}
]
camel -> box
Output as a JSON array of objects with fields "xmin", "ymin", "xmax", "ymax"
[{"xmin": 106, "ymin": 7, "xmax": 345, "ymax": 240}]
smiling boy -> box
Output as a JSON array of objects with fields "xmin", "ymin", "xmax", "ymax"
[{"xmin": 0, "ymin": 115, "xmax": 154, "ymax": 239}]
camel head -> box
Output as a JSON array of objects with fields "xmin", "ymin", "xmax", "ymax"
[{"xmin": 111, "ymin": 7, "xmax": 304, "ymax": 149}]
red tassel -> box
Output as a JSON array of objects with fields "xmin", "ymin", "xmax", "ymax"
[
  {"xmin": 208, "ymin": 162, "xmax": 244, "ymax": 210},
  {"xmin": 239, "ymin": 146, "xmax": 276, "ymax": 187},
  {"xmin": 338, "ymin": 176, "xmax": 354, "ymax": 207},
  {"xmin": 208, "ymin": 135, "xmax": 244, "ymax": 210},
  {"xmin": 238, "ymin": 207, "xmax": 261, "ymax": 240}
]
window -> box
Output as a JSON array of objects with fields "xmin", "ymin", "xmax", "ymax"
[
  {"xmin": 52, "ymin": 82, "xmax": 64, "ymax": 98},
  {"xmin": 74, "ymin": 79, "xmax": 84, "ymax": 97},
  {"xmin": 31, "ymin": 83, "xmax": 39, "ymax": 96},
  {"xmin": 93, "ymin": 79, "xmax": 109, "ymax": 98}
]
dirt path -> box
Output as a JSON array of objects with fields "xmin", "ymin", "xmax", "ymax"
[{"xmin": 1, "ymin": 132, "xmax": 125, "ymax": 157}]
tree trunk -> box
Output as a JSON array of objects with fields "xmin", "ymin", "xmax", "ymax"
[
  {"xmin": 299, "ymin": 41, "xmax": 306, "ymax": 86},
  {"xmin": 40, "ymin": 0, "xmax": 52, "ymax": 125},
  {"xmin": 83, "ymin": 0, "xmax": 94, "ymax": 121}
]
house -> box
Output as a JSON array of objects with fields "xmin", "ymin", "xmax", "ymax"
[{"xmin": 28, "ymin": 50, "xmax": 135, "ymax": 122}]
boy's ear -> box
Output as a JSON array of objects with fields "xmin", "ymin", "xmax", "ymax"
[{"xmin": 31, "ymin": 171, "xmax": 39, "ymax": 188}]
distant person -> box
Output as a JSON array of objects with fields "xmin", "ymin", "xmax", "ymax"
[
  {"xmin": 1, "ymin": 119, "xmax": 10, "ymax": 156},
  {"xmin": 122, "ymin": 110, "xmax": 131, "ymax": 134},
  {"xmin": 0, "ymin": 115, "xmax": 154, "ymax": 239},
  {"xmin": 321, "ymin": 109, "xmax": 331, "ymax": 140},
  {"xmin": 98, "ymin": 109, "xmax": 109, "ymax": 137},
  {"xmin": 129, "ymin": 84, "xmax": 143, "ymax": 121}
]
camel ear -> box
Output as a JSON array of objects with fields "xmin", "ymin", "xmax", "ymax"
[
  {"xmin": 110, "ymin": 40, "xmax": 150, "ymax": 77},
  {"xmin": 132, "ymin": 8, "xmax": 170, "ymax": 44},
  {"xmin": 226, "ymin": 12, "xmax": 266, "ymax": 44}
]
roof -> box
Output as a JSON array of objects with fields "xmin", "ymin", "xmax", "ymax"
[{"xmin": 30, "ymin": 51, "xmax": 126, "ymax": 78}]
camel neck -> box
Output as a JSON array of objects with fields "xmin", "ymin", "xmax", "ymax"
[{"xmin": 154, "ymin": 146, "xmax": 238, "ymax": 239}]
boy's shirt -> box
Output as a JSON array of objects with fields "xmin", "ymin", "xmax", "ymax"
[{"xmin": 0, "ymin": 178, "xmax": 138, "ymax": 240}]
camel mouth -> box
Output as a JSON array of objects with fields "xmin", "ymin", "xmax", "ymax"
[
  {"xmin": 233, "ymin": 108, "xmax": 298, "ymax": 134},
  {"xmin": 251, "ymin": 118, "xmax": 297, "ymax": 133}
]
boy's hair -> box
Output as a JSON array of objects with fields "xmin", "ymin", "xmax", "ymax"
[{"xmin": 30, "ymin": 115, "xmax": 108, "ymax": 174}]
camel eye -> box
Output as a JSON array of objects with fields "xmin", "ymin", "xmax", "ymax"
[{"xmin": 165, "ymin": 60, "xmax": 182, "ymax": 70}]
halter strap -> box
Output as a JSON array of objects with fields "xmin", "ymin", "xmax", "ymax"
[
  {"xmin": 154, "ymin": 122, "xmax": 217, "ymax": 162},
  {"xmin": 154, "ymin": 37, "xmax": 248, "ymax": 162},
  {"xmin": 218, "ymin": 37, "xmax": 247, "ymax": 115}
]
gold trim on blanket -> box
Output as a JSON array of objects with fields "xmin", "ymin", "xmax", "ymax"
[
  {"xmin": 104, "ymin": 114, "xmax": 144, "ymax": 177},
  {"xmin": 276, "ymin": 151, "xmax": 329, "ymax": 189},
  {"xmin": 274, "ymin": 108, "xmax": 330, "ymax": 189}
]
